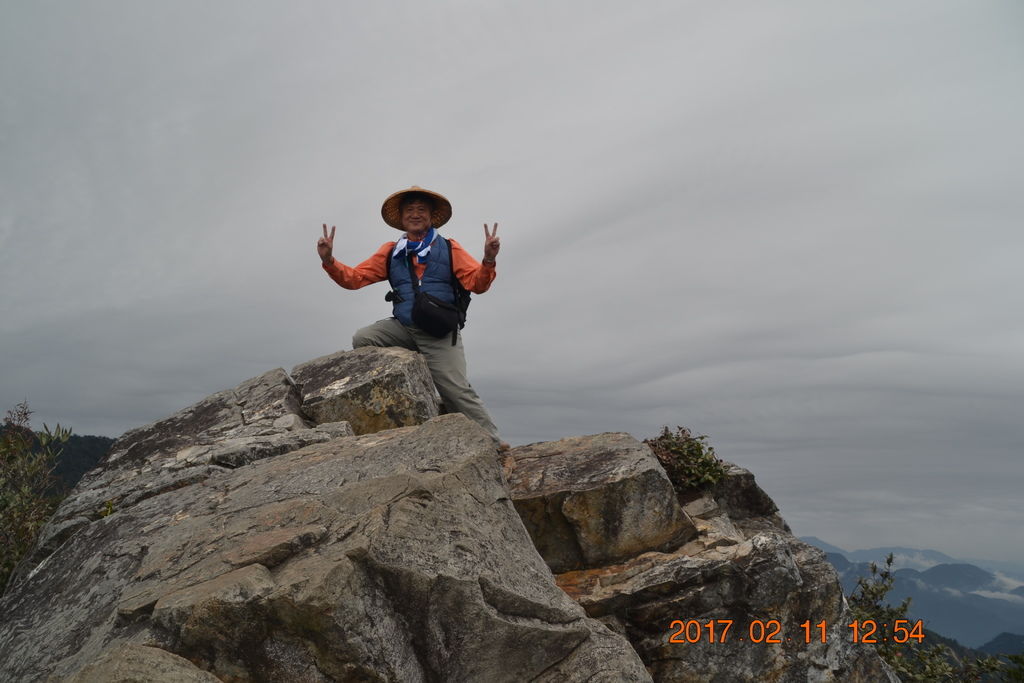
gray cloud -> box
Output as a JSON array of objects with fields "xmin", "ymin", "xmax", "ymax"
[{"xmin": 2, "ymin": 1, "xmax": 1022, "ymax": 565}]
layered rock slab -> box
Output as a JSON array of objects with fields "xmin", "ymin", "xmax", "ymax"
[
  {"xmin": 0, "ymin": 414, "xmax": 650, "ymax": 682},
  {"xmin": 553, "ymin": 462, "xmax": 899, "ymax": 683},
  {"xmin": 18, "ymin": 346, "xmax": 439, "ymax": 590},
  {"xmin": 8, "ymin": 367, "xmax": 347, "ymax": 592},
  {"xmin": 707, "ymin": 462, "xmax": 792, "ymax": 536},
  {"xmin": 291, "ymin": 346, "xmax": 439, "ymax": 435},
  {"xmin": 507, "ymin": 433, "xmax": 697, "ymax": 572}
]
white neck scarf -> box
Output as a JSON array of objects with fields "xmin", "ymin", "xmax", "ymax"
[{"xmin": 392, "ymin": 227, "xmax": 437, "ymax": 262}]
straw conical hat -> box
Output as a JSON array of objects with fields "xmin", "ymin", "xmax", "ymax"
[{"xmin": 381, "ymin": 186, "xmax": 452, "ymax": 230}]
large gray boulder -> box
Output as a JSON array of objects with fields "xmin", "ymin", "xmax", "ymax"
[
  {"xmin": 0, "ymin": 345, "xmax": 897, "ymax": 682},
  {"xmin": 507, "ymin": 433, "xmax": 697, "ymax": 572},
  {"xmin": 558, "ymin": 535, "xmax": 898, "ymax": 682},
  {"xmin": 0, "ymin": 414, "xmax": 649, "ymax": 682},
  {"xmin": 290, "ymin": 347, "xmax": 438, "ymax": 435},
  {"xmin": 552, "ymin": 461, "xmax": 899, "ymax": 683},
  {"xmin": 10, "ymin": 347, "xmax": 440, "ymax": 593},
  {"xmin": 7, "ymin": 367, "xmax": 347, "ymax": 592}
]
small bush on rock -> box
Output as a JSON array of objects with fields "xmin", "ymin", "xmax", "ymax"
[{"xmin": 644, "ymin": 426, "xmax": 728, "ymax": 492}]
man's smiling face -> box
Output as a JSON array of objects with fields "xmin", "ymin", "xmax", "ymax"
[{"xmin": 401, "ymin": 199, "xmax": 433, "ymax": 235}]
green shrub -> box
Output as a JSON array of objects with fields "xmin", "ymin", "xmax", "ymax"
[
  {"xmin": 1, "ymin": 402, "xmax": 70, "ymax": 592},
  {"xmin": 644, "ymin": 426, "xmax": 728, "ymax": 492},
  {"xmin": 1002, "ymin": 654, "xmax": 1024, "ymax": 682}
]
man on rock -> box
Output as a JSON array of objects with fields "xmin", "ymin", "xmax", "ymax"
[{"xmin": 317, "ymin": 185, "xmax": 508, "ymax": 450}]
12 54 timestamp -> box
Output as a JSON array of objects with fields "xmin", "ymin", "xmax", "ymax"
[{"xmin": 668, "ymin": 619, "xmax": 925, "ymax": 644}]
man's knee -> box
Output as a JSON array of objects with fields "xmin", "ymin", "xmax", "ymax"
[
  {"xmin": 353, "ymin": 319, "xmax": 419, "ymax": 352},
  {"xmin": 352, "ymin": 326, "xmax": 376, "ymax": 348}
]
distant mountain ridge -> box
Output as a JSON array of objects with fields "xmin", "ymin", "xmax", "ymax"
[
  {"xmin": 800, "ymin": 537, "xmax": 968, "ymax": 571},
  {"xmin": 980, "ymin": 632, "xmax": 1024, "ymax": 656},
  {"xmin": 52, "ymin": 434, "xmax": 113, "ymax": 492},
  {"xmin": 802, "ymin": 537, "xmax": 1024, "ymax": 652},
  {"xmin": 0, "ymin": 424, "xmax": 113, "ymax": 495},
  {"xmin": 799, "ymin": 536, "xmax": 1024, "ymax": 581}
]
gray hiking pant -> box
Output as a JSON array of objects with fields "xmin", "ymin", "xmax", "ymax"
[{"xmin": 352, "ymin": 318, "xmax": 500, "ymax": 441}]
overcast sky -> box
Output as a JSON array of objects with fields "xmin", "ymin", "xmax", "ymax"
[{"xmin": 2, "ymin": 1, "xmax": 1022, "ymax": 567}]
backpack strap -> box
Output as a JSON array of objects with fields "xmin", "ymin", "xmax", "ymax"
[
  {"xmin": 443, "ymin": 237, "xmax": 458, "ymax": 345},
  {"xmin": 444, "ymin": 237, "xmax": 472, "ymax": 346}
]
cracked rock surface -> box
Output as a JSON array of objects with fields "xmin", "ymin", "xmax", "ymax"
[
  {"xmin": 291, "ymin": 346, "xmax": 438, "ymax": 435},
  {"xmin": 0, "ymin": 346, "xmax": 895, "ymax": 682},
  {"xmin": 507, "ymin": 433, "xmax": 697, "ymax": 573},
  {"xmin": 550, "ymin": 466, "xmax": 900, "ymax": 682},
  {"xmin": 0, "ymin": 414, "xmax": 648, "ymax": 682},
  {"xmin": 6, "ymin": 366, "xmax": 345, "ymax": 592}
]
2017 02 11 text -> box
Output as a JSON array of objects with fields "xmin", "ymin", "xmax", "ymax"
[{"xmin": 667, "ymin": 619, "xmax": 926, "ymax": 644}]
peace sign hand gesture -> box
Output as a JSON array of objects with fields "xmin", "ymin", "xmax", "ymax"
[
  {"xmin": 318, "ymin": 224, "xmax": 335, "ymax": 263},
  {"xmin": 483, "ymin": 223, "xmax": 500, "ymax": 261}
]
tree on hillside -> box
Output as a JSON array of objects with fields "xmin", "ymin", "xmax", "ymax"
[
  {"xmin": 0, "ymin": 402, "xmax": 70, "ymax": 591},
  {"xmin": 1002, "ymin": 654, "xmax": 1024, "ymax": 682},
  {"xmin": 848, "ymin": 553, "xmax": 1013, "ymax": 681}
]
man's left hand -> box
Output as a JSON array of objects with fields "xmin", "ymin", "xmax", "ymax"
[{"xmin": 483, "ymin": 223, "xmax": 500, "ymax": 261}]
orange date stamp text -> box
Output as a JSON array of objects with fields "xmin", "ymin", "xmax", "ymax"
[{"xmin": 667, "ymin": 619, "xmax": 925, "ymax": 644}]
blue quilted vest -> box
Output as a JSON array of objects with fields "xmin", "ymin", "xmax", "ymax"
[{"xmin": 388, "ymin": 236, "xmax": 456, "ymax": 327}]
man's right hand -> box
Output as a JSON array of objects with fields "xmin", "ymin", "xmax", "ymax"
[{"xmin": 318, "ymin": 224, "xmax": 335, "ymax": 263}]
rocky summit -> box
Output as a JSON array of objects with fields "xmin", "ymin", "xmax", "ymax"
[{"xmin": 0, "ymin": 348, "xmax": 897, "ymax": 682}]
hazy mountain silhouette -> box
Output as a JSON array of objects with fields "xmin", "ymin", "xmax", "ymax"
[{"xmin": 803, "ymin": 537, "xmax": 1024, "ymax": 649}]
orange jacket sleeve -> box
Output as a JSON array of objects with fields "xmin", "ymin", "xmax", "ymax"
[
  {"xmin": 448, "ymin": 238, "xmax": 496, "ymax": 294},
  {"xmin": 321, "ymin": 242, "xmax": 394, "ymax": 290}
]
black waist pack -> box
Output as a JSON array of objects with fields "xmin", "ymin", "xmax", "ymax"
[{"xmin": 412, "ymin": 292, "xmax": 465, "ymax": 340}]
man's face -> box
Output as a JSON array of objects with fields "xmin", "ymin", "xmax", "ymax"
[{"xmin": 401, "ymin": 200, "xmax": 432, "ymax": 234}]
